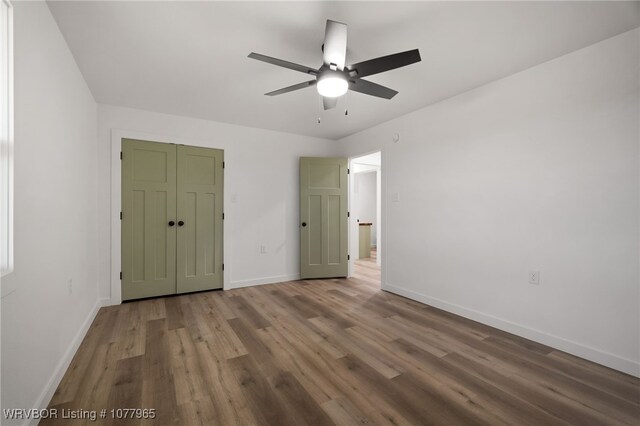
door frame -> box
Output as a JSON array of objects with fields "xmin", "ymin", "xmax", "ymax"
[
  {"xmin": 347, "ymin": 150, "xmax": 384, "ymax": 287},
  {"xmin": 110, "ymin": 129, "xmax": 227, "ymax": 305}
]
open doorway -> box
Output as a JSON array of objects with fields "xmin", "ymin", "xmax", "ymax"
[{"xmin": 349, "ymin": 151, "xmax": 381, "ymax": 287}]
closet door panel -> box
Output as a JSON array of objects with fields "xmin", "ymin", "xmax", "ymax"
[
  {"xmin": 176, "ymin": 145, "xmax": 223, "ymax": 293},
  {"xmin": 121, "ymin": 139, "xmax": 177, "ymax": 300}
]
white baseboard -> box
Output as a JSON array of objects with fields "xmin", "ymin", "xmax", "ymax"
[
  {"xmin": 26, "ymin": 298, "xmax": 104, "ymax": 426},
  {"xmin": 382, "ymin": 283, "xmax": 640, "ymax": 378},
  {"xmin": 228, "ymin": 274, "xmax": 300, "ymax": 290}
]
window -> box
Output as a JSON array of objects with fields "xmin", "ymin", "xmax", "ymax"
[{"xmin": 1, "ymin": 0, "xmax": 13, "ymax": 277}]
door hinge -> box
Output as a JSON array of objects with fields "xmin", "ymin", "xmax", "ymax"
[
  {"xmin": 347, "ymin": 168, "xmax": 350, "ymax": 174},
  {"xmin": 120, "ymin": 211, "xmax": 123, "ymax": 220},
  {"xmin": 119, "ymin": 272, "xmax": 122, "ymax": 280},
  {"xmin": 348, "ymin": 255, "xmax": 350, "ymax": 260},
  {"xmin": 222, "ymin": 263, "xmax": 225, "ymax": 271},
  {"xmin": 347, "ymin": 211, "xmax": 350, "ymax": 218},
  {"xmin": 120, "ymin": 152, "xmax": 122, "ymax": 160},
  {"xmin": 223, "ymin": 161, "xmax": 225, "ymax": 169},
  {"xmin": 222, "ymin": 213, "xmax": 225, "ymax": 220}
]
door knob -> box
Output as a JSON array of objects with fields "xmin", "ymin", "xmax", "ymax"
[
  {"xmin": 301, "ymin": 222, "xmax": 307, "ymax": 227},
  {"xmin": 168, "ymin": 221, "xmax": 175, "ymax": 227},
  {"xmin": 178, "ymin": 221, "xmax": 185, "ymax": 226}
]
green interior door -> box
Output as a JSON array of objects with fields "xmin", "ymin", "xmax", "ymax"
[
  {"xmin": 122, "ymin": 140, "xmax": 224, "ymax": 300},
  {"xmin": 121, "ymin": 139, "xmax": 177, "ymax": 300},
  {"xmin": 300, "ymin": 157, "xmax": 348, "ymax": 279},
  {"xmin": 176, "ymin": 145, "xmax": 224, "ymax": 293}
]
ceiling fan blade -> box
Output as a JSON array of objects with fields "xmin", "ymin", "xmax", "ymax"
[
  {"xmin": 348, "ymin": 78, "xmax": 398, "ymax": 99},
  {"xmin": 323, "ymin": 20, "xmax": 347, "ymax": 70},
  {"xmin": 347, "ymin": 49, "xmax": 421, "ymax": 78},
  {"xmin": 265, "ymin": 80, "xmax": 316, "ymax": 96},
  {"xmin": 248, "ymin": 52, "xmax": 318, "ymax": 75},
  {"xmin": 323, "ymin": 96, "xmax": 338, "ymax": 110}
]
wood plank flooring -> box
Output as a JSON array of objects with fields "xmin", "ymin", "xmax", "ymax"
[{"xmin": 42, "ymin": 252, "xmax": 640, "ymax": 425}]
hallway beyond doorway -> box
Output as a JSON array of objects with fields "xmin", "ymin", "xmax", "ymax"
[{"xmin": 353, "ymin": 248, "xmax": 380, "ymax": 288}]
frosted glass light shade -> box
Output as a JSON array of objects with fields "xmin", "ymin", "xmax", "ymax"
[{"xmin": 317, "ymin": 75, "xmax": 348, "ymax": 98}]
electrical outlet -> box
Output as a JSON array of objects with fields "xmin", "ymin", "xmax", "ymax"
[
  {"xmin": 528, "ymin": 270, "xmax": 540, "ymax": 285},
  {"xmin": 68, "ymin": 279, "xmax": 73, "ymax": 295},
  {"xmin": 260, "ymin": 245, "xmax": 267, "ymax": 254}
]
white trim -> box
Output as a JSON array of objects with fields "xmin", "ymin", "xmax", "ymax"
[
  {"xmin": 0, "ymin": 0, "xmax": 13, "ymax": 280},
  {"xmin": 347, "ymin": 158, "xmax": 354, "ymax": 278},
  {"xmin": 109, "ymin": 129, "xmax": 228, "ymax": 306},
  {"xmin": 229, "ymin": 273, "xmax": 300, "ymax": 290},
  {"xmin": 382, "ymin": 283, "xmax": 640, "ymax": 378},
  {"xmin": 25, "ymin": 298, "xmax": 109, "ymax": 426}
]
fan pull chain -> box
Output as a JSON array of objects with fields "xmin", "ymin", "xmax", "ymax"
[
  {"xmin": 317, "ymin": 95, "xmax": 322, "ymax": 124},
  {"xmin": 344, "ymin": 92, "xmax": 349, "ymax": 116}
]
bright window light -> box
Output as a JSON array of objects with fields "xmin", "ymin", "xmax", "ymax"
[
  {"xmin": 317, "ymin": 73, "xmax": 348, "ymax": 98},
  {"xmin": 1, "ymin": 0, "xmax": 13, "ymax": 277}
]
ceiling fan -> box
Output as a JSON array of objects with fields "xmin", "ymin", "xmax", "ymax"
[{"xmin": 248, "ymin": 19, "xmax": 421, "ymax": 110}]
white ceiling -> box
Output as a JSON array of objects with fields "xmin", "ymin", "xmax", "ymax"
[{"xmin": 47, "ymin": 1, "xmax": 640, "ymax": 140}]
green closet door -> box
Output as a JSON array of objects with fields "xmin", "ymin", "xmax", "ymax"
[
  {"xmin": 176, "ymin": 145, "xmax": 224, "ymax": 293},
  {"xmin": 300, "ymin": 157, "xmax": 348, "ymax": 279},
  {"xmin": 122, "ymin": 139, "xmax": 177, "ymax": 300}
]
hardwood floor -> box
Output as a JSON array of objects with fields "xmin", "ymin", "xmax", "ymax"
[{"xmin": 43, "ymin": 254, "xmax": 639, "ymax": 425}]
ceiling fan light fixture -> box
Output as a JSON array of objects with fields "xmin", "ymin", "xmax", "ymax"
[
  {"xmin": 317, "ymin": 73, "xmax": 348, "ymax": 98},
  {"xmin": 248, "ymin": 19, "xmax": 421, "ymax": 109}
]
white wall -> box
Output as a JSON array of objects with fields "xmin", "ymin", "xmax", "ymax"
[
  {"xmin": 338, "ymin": 29, "xmax": 640, "ymax": 376},
  {"xmin": 354, "ymin": 171, "xmax": 377, "ymax": 247},
  {"xmin": 1, "ymin": 1, "xmax": 99, "ymax": 420},
  {"xmin": 97, "ymin": 105, "xmax": 338, "ymax": 301}
]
